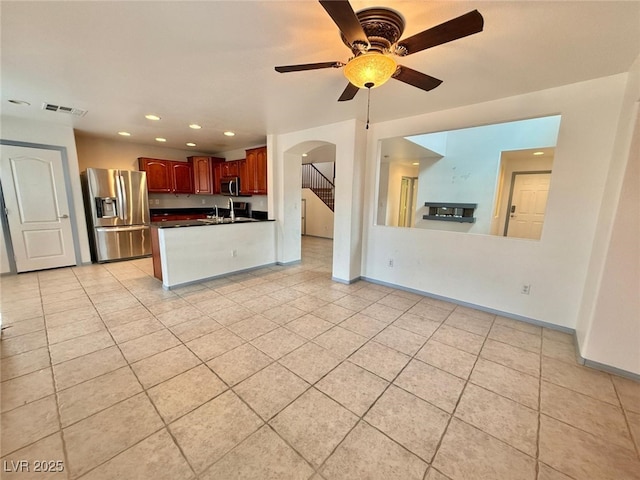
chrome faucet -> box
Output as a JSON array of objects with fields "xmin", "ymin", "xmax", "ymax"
[
  {"xmin": 214, "ymin": 204, "xmax": 219, "ymax": 219},
  {"xmin": 228, "ymin": 197, "xmax": 235, "ymax": 222}
]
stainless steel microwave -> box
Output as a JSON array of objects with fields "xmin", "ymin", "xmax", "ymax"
[{"xmin": 221, "ymin": 176, "xmax": 240, "ymax": 196}]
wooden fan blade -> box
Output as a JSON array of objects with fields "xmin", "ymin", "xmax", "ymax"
[
  {"xmin": 338, "ymin": 82, "xmax": 359, "ymax": 102},
  {"xmin": 275, "ymin": 62, "xmax": 343, "ymax": 73},
  {"xmin": 319, "ymin": 0, "xmax": 369, "ymax": 48},
  {"xmin": 393, "ymin": 66, "xmax": 443, "ymax": 92},
  {"xmin": 398, "ymin": 10, "xmax": 483, "ymax": 55}
]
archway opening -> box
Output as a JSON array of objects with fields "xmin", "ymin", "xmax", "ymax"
[{"xmin": 282, "ymin": 140, "xmax": 336, "ymax": 273}]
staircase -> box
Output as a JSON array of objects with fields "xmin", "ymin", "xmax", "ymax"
[{"xmin": 302, "ymin": 163, "xmax": 334, "ymax": 212}]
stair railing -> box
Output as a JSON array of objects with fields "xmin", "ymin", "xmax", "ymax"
[{"xmin": 302, "ymin": 163, "xmax": 335, "ymax": 212}]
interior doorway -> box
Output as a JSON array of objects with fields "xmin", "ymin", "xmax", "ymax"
[
  {"xmin": 398, "ymin": 176, "xmax": 418, "ymax": 227},
  {"xmin": 504, "ymin": 171, "xmax": 552, "ymax": 240},
  {"xmin": 0, "ymin": 145, "xmax": 77, "ymax": 272}
]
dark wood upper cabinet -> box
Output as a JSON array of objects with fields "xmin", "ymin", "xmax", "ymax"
[
  {"xmin": 139, "ymin": 157, "xmax": 193, "ymax": 194},
  {"xmin": 220, "ymin": 161, "xmax": 240, "ymax": 178},
  {"xmin": 138, "ymin": 158, "xmax": 172, "ymax": 192},
  {"xmin": 188, "ymin": 156, "xmax": 224, "ymax": 195},
  {"xmin": 254, "ymin": 147, "xmax": 267, "ymax": 194},
  {"xmin": 242, "ymin": 146, "xmax": 267, "ymax": 195},
  {"xmin": 139, "ymin": 151, "xmax": 265, "ymax": 196},
  {"xmin": 172, "ymin": 162, "xmax": 193, "ymax": 194}
]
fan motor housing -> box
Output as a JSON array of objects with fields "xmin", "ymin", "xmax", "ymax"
[{"xmin": 341, "ymin": 7, "xmax": 406, "ymax": 54}]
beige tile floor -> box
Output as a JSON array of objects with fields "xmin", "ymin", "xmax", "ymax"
[{"xmin": 1, "ymin": 236, "xmax": 640, "ymax": 480}]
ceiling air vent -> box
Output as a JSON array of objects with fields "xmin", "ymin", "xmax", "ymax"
[{"xmin": 41, "ymin": 103, "xmax": 87, "ymax": 117}]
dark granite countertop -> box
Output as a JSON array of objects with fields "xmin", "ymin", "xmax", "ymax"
[
  {"xmin": 150, "ymin": 208, "xmax": 268, "ymax": 220},
  {"xmin": 150, "ymin": 208, "xmax": 214, "ymax": 215},
  {"xmin": 151, "ymin": 218, "xmax": 274, "ymax": 228}
]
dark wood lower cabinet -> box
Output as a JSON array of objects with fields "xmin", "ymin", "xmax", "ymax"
[{"xmin": 150, "ymin": 226, "xmax": 162, "ymax": 281}]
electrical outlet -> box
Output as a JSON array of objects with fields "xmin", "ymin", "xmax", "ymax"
[
  {"xmin": 232, "ymin": 249, "xmax": 237, "ymax": 257},
  {"xmin": 521, "ymin": 284, "xmax": 531, "ymax": 295},
  {"xmin": 201, "ymin": 199, "xmax": 206, "ymax": 205},
  {"xmin": 388, "ymin": 258, "xmax": 394, "ymax": 267}
]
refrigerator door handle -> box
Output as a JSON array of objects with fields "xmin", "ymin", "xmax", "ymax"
[
  {"xmin": 118, "ymin": 173, "xmax": 128, "ymax": 222},
  {"xmin": 95, "ymin": 225, "xmax": 149, "ymax": 233},
  {"xmin": 115, "ymin": 172, "xmax": 124, "ymax": 221}
]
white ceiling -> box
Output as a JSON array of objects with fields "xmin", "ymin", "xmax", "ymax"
[{"xmin": 2, "ymin": 1, "xmax": 639, "ymax": 154}]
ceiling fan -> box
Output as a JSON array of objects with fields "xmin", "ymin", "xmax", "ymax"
[{"xmin": 275, "ymin": 0, "xmax": 484, "ymax": 102}]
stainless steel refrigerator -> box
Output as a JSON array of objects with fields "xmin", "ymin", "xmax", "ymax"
[{"xmin": 81, "ymin": 168, "xmax": 151, "ymax": 262}]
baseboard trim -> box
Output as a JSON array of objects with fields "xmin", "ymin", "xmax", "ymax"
[
  {"xmin": 332, "ymin": 275, "xmax": 362, "ymax": 285},
  {"xmin": 360, "ymin": 275, "xmax": 640, "ymax": 379},
  {"xmin": 276, "ymin": 260, "xmax": 301, "ymax": 266},
  {"xmin": 577, "ymin": 356, "xmax": 640, "ymax": 382},
  {"xmin": 163, "ymin": 262, "xmax": 277, "ymax": 290},
  {"xmin": 361, "ymin": 275, "xmax": 572, "ymax": 332}
]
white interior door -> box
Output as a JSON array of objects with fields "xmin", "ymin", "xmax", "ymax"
[
  {"xmin": 1, "ymin": 145, "xmax": 76, "ymax": 272},
  {"xmin": 506, "ymin": 172, "xmax": 551, "ymax": 240}
]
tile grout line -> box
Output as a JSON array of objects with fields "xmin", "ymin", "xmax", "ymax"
[
  {"xmin": 39, "ymin": 270, "xmax": 72, "ymax": 480},
  {"xmin": 97, "ymin": 261, "xmax": 239, "ymax": 480},
  {"xmin": 5, "ymin": 241, "xmax": 638, "ymax": 479},
  {"xmin": 108, "ymin": 258, "xmax": 307, "ymax": 479},
  {"xmin": 67, "ymin": 264, "xmax": 194, "ymax": 480},
  {"xmin": 424, "ymin": 312, "xmax": 498, "ymax": 478},
  {"xmin": 307, "ymin": 300, "xmax": 456, "ymax": 478},
  {"xmin": 175, "ymin": 274, "xmax": 337, "ymax": 477},
  {"xmin": 187, "ymin": 255, "xmax": 364, "ymax": 477}
]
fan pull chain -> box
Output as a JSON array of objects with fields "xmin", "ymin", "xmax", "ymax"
[{"xmin": 365, "ymin": 82, "xmax": 373, "ymax": 130}]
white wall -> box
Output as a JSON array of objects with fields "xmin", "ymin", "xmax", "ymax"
[
  {"xmin": 159, "ymin": 221, "xmax": 276, "ymax": 288},
  {"xmin": 148, "ymin": 193, "xmax": 268, "ymax": 213},
  {"xmin": 577, "ymin": 55, "xmax": 640, "ymax": 375},
  {"xmin": 215, "ymin": 144, "xmax": 266, "ymax": 162},
  {"xmin": 1, "ymin": 116, "xmax": 91, "ymax": 264},
  {"xmin": 362, "ymin": 74, "xmax": 628, "ymax": 332},
  {"xmin": 75, "ymin": 133, "xmax": 210, "ymax": 172},
  {"xmin": 310, "ymin": 161, "xmax": 335, "ymax": 181},
  {"xmin": 583, "ymin": 108, "xmax": 639, "ymax": 374},
  {"xmin": 376, "ymin": 163, "xmax": 390, "ymax": 226},
  {"xmin": 271, "ymin": 119, "xmax": 366, "ymax": 282},
  {"xmin": 302, "ymin": 188, "xmax": 334, "ymax": 238}
]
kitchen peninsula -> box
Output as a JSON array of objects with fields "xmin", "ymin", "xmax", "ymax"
[{"xmin": 150, "ymin": 218, "xmax": 276, "ymax": 289}]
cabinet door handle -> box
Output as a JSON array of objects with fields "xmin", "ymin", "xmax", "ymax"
[{"xmin": 58, "ymin": 214, "xmax": 69, "ymax": 219}]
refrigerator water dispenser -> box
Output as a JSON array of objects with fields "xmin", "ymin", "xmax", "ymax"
[{"xmin": 95, "ymin": 197, "xmax": 118, "ymax": 218}]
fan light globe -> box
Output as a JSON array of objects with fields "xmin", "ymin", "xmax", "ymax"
[{"xmin": 344, "ymin": 52, "xmax": 397, "ymax": 89}]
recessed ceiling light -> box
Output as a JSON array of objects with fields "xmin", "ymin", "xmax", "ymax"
[
  {"xmin": 533, "ymin": 151, "xmax": 545, "ymax": 156},
  {"xmin": 145, "ymin": 114, "xmax": 161, "ymax": 121},
  {"xmin": 8, "ymin": 99, "xmax": 31, "ymax": 106},
  {"xmin": 412, "ymin": 162, "xmax": 419, "ymax": 166},
  {"xmin": 223, "ymin": 131, "xmax": 235, "ymax": 137},
  {"xmin": 189, "ymin": 124, "xmax": 202, "ymax": 129},
  {"xmin": 155, "ymin": 137, "xmax": 167, "ymax": 142},
  {"xmin": 302, "ymin": 153, "xmax": 308, "ymax": 157},
  {"xmin": 186, "ymin": 142, "xmax": 197, "ymax": 147},
  {"xmin": 117, "ymin": 131, "xmax": 131, "ymax": 136}
]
